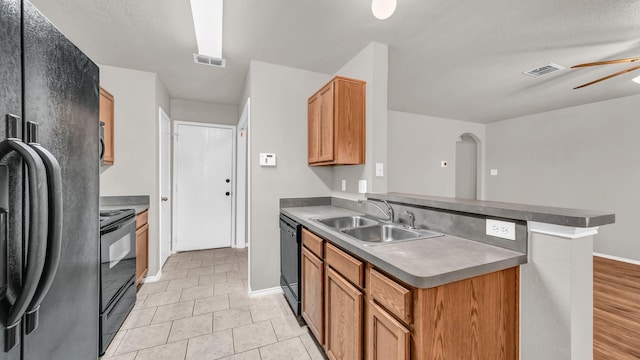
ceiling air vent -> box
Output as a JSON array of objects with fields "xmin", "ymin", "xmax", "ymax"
[
  {"xmin": 193, "ymin": 54, "xmax": 226, "ymax": 68},
  {"xmin": 523, "ymin": 63, "xmax": 565, "ymax": 78}
]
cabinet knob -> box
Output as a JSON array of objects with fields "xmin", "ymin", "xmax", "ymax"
[
  {"xmin": 225, "ymin": 179, "xmax": 230, "ymax": 183},
  {"xmin": 225, "ymin": 192, "xmax": 230, "ymax": 196}
]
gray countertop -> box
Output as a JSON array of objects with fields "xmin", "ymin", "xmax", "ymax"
[
  {"xmin": 281, "ymin": 205, "xmax": 527, "ymax": 289},
  {"xmin": 100, "ymin": 195, "xmax": 149, "ymax": 215},
  {"xmin": 367, "ymin": 192, "xmax": 615, "ymax": 228}
]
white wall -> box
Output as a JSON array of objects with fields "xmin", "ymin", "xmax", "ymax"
[
  {"xmin": 485, "ymin": 94, "xmax": 640, "ymax": 261},
  {"xmin": 170, "ymin": 99, "xmax": 238, "ymax": 125},
  {"xmin": 332, "ymin": 42, "xmax": 389, "ymax": 197},
  {"xmin": 247, "ymin": 61, "xmax": 333, "ymax": 291},
  {"xmin": 387, "ymin": 111, "xmax": 486, "ymax": 198},
  {"xmin": 100, "ymin": 65, "xmax": 169, "ymax": 277}
]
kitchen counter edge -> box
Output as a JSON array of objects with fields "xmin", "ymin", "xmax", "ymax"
[
  {"xmin": 100, "ymin": 195, "xmax": 150, "ymax": 215},
  {"xmin": 368, "ymin": 192, "xmax": 615, "ymax": 228}
]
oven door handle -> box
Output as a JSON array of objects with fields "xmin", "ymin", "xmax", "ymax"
[
  {"xmin": 0, "ymin": 116, "xmax": 48, "ymax": 351},
  {"xmin": 24, "ymin": 122, "xmax": 63, "ymax": 334}
]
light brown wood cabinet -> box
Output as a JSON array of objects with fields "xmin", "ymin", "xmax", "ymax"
[
  {"xmin": 301, "ymin": 246, "xmax": 324, "ymax": 343},
  {"xmin": 299, "ymin": 227, "xmax": 519, "ymax": 360},
  {"xmin": 308, "ymin": 76, "xmax": 366, "ymax": 166},
  {"xmin": 325, "ymin": 267, "xmax": 363, "ymax": 360},
  {"xmin": 367, "ymin": 301, "xmax": 410, "ymax": 360},
  {"xmin": 135, "ymin": 210, "xmax": 149, "ymax": 287},
  {"xmin": 99, "ymin": 87, "xmax": 114, "ymax": 166}
]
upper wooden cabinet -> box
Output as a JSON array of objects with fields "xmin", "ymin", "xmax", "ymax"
[
  {"xmin": 308, "ymin": 76, "xmax": 365, "ymax": 166},
  {"xmin": 99, "ymin": 87, "xmax": 114, "ymax": 165}
]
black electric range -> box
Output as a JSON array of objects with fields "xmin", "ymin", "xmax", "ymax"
[{"xmin": 98, "ymin": 208, "xmax": 137, "ymax": 355}]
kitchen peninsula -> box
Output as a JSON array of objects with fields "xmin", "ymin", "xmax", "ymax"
[{"xmin": 281, "ymin": 193, "xmax": 615, "ymax": 360}]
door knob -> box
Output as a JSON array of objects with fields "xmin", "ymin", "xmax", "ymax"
[
  {"xmin": 161, "ymin": 197, "xmax": 168, "ymax": 201},
  {"xmin": 225, "ymin": 192, "xmax": 230, "ymax": 196}
]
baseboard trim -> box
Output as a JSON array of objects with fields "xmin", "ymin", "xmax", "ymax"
[
  {"xmin": 248, "ymin": 286, "xmax": 283, "ymax": 298},
  {"xmin": 593, "ymin": 252, "xmax": 640, "ymax": 266},
  {"xmin": 143, "ymin": 270, "xmax": 162, "ymax": 283}
]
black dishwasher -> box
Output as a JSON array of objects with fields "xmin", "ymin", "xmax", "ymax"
[{"xmin": 280, "ymin": 214, "xmax": 302, "ymax": 316}]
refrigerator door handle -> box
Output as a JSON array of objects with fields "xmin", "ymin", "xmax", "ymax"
[
  {"xmin": 24, "ymin": 122, "xmax": 63, "ymax": 334},
  {"xmin": 0, "ymin": 117, "xmax": 48, "ymax": 351}
]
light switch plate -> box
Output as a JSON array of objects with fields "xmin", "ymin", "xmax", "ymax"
[
  {"xmin": 486, "ymin": 219, "xmax": 515, "ymax": 240},
  {"xmin": 358, "ymin": 180, "xmax": 367, "ymax": 194},
  {"xmin": 259, "ymin": 153, "xmax": 276, "ymax": 166},
  {"xmin": 375, "ymin": 163, "xmax": 384, "ymax": 177},
  {"xmin": 490, "ymin": 169, "xmax": 498, "ymax": 176}
]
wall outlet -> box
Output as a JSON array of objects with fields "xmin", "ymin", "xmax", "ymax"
[
  {"xmin": 358, "ymin": 180, "xmax": 367, "ymax": 194},
  {"xmin": 441, "ymin": 161, "xmax": 448, "ymax": 168},
  {"xmin": 485, "ymin": 219, "xmax": 515, "ymax": 240},
  {"xmin": 375, "ymin": 163, "xmax": 384, "ymax": 177},
  {"xmin": 490, "ymin": 169, "xmax": 498, "ymax": 176},
  {"xmin": 341, "ymin": 179, "xmax": 346, "ymax": 191}
]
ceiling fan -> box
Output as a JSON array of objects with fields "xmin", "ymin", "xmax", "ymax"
[{"xmin": 572, "ymin": 57, "xmax": 640, "ymax": 89}]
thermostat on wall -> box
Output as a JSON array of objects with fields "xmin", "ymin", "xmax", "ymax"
[{"xmin": 260, "ymin": 153, "xmax": 276, "ymax": 166}]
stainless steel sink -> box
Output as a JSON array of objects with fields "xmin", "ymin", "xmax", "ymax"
[
  {"xmin": 315, "ymin": 215, "xmax": 379, "ymax": 229},
  {"xmin": 341, "ymin": 224, "xmax": 442, "ymax": 246}
]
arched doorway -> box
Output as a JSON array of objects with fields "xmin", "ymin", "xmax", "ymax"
[{"xmin": 455, "ymin": 133, "xmax": 480, "ymax": 199}]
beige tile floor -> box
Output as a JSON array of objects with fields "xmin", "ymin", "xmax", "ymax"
[{"xmin": 101, "ymin": 247, "xmax": 326, "ymax": 360}]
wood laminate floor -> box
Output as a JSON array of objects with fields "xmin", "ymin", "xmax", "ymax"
[{"xmin": 594, "ymin": 256, "xmax": 640, "ymax": 360}]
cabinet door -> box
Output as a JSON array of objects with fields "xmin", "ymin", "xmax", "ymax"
[
  {"xmin": 302, "ymin": 247, "xmax": 324, "ymax": 343},
  {"xmin": 308, "ymin": 94, "xmax": 321, "ymax": 164},
  {"xmin": 367, "ymin": 302, "xmax": 410, "ymax": 360},
  {"xmin": 99, "ymin": 87, "xmax": 114, "ymax": 165},
  {"xmin": 333, "ymin": 79, "xmax": 365, "ymax": 165},
  {"xmin": 135, "ymin": 223, "xmax": 149, "ymax": 287},
  {"xmin": 318, "ymin": 82, "xmax": 334, "ymax": 162},
  {"xmin": 325, "ymin": 267, "xmax": 363, "ymax": 360}
]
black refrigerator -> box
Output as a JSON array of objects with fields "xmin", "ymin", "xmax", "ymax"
[{"xmin": 0, "ymin": 0, "xmax": 100, "ymax": 359}]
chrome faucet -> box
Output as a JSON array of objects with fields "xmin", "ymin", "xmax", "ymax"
[
  {"xmin": 358, "ymin": 199, "xmax": 394, "ymax": 222},
  {"xmin": 405, "ymin": 210, "xmax": 416, "ymax": 229}
]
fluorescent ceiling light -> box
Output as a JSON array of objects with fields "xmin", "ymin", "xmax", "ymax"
[
  {"xmin": 190, "ymin": 0, "xmax": 224, "ymax": 61},
  {"xmin": 371, "ymin": 0, "xmax": 397, "ymax": 20},
  {"xmin": 633, "ymin": 74, "xmax": 640, "ymax": 84}
]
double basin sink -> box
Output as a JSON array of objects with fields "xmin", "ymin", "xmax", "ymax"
[{"xmin": 314, "ymin": 215, "xmax": 442, "ymax": 246}]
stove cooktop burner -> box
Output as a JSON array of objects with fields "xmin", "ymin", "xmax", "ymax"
[{"xmin": 99, "ymin": 208, "xmax": 135, "ymax": 229}]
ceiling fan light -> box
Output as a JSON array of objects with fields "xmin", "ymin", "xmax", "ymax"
[
  {"xmin": 371, "ymin": 0, "xmax": 396, "ymax": 20},
  {"xmin": 632, "ymin": 75, "xmax": 640, "ymax": 84}
]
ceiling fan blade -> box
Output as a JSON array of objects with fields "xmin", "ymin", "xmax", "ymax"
[
  {"xmin": 571, "ymin": 57, "xmax": 640, "ymax": 68},
  {"xmin": 574, "ymin": 65, "xmax": 640, "ymax": 89}
]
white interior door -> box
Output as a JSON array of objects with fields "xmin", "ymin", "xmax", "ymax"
[
  {"xmin": 174, "ymin": 122, "xmax": 234, "ymax": 251},
  {"xmin": 159, "ymin": 108, "xmax": 172, "ymax": 267}
]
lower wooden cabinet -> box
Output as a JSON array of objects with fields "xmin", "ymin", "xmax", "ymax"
[
  {"xmin": 367, "ymin": 301, "xmax": 410, "ymax": 360},
  {"xmin": 301, "ymin": 246, "xmax": 324, "ymax": 343},
  {"xmin": 298, "ymin": 227, "xmax": 519, "ymax": 360},
  {"xmin": 325, "ymin": 267, "xmax": 363, "ymax": 360},
  {"xmin": 135, "ymin": 210, "xmax": 149, "ymax": 287}
]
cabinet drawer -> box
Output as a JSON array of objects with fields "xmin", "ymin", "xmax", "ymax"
[
  {"xmin": 302, "ymin": 228, "xmax": 324, "ymax": 258},
  {"xmin": 325, "ymin": 243, "xmax": 364, "ymax": 288},
  {"xmin": 369, "ymin": 268, "xmax": 412, "ymax": 324},
  {"xmin": 136, "ymin": 210, "xmax": 148, "ymax": 229}
]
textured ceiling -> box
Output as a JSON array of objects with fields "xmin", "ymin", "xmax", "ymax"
[{"xmin": 30, "ymin": 0, "xmax": 640, "ymax": 123}]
